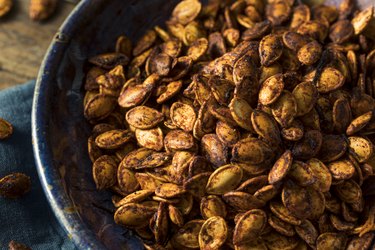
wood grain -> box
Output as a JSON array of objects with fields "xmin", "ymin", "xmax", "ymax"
[{"xmin": 0, "ymin": 0, "xmax": 75, "ymax": 90}]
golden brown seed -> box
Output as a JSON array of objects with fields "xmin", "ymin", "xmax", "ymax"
[
  {"xmin": 330, "ymin": 214, "xmax": 355, "ymax": 231},
  {"xmin": 351, "ymin": 6, "xmax": 374, "ymax": 35},
  {"xmin": 297, "ymin": 21, "xmax": 328, "ymax": 43},
  {"xmin": 187, "ymin": 38, "xmax": 209, "ymax": 61},
  {"xmin": 222, "ymin": 191, "xmax": 264, "ymax": 211},
  {"xmin": 149, "ymin": 53, "xmax": 173, "ymax": 76},
  {"xmin": 89, "ymin": 53, "xmax": 129, "ymax": 69},
  {"xmin": 292, "ymin": 81, "xmax": 318, "ymax": 116},
  {"xmin": 266, "ymin": 0, "xmax": 291, "ymax": 26},
  {"xmin": 114, "ymin": 203, "xmax": 157, "ymax": 228},
  {"xmin": 29, "ymin": 0, "xmax": 57, "ymax": 21},
  {"xmin": 126, "ymin": 106, "xmax": 164, "ymax": 129},
  {"xmin": 114, "ymin": 190, "xmax": 154, "ymax": 208},
  {"xmin": 242, "ymin": 20, "xmax": 272, "ymax": 41},
  {"xmin": 115, "ymin": 35, "xmax": 132, "ymax": 58},
  {"xmin": 268, "ymin": 213, "xmax": 295, "ymax": 237},
  {"xmin": 215, "ymin": 121, "xmax": 240, "ymax": 147},
  {"xmin": 201, "ymin": 134, "xmax": 228, "ymax": 168},
  {"xmin": 135, "ymin": 127, "xmax": 164, "ymax": 151},
  {"xmin": 117, "ymin": 167, "xmax": 139, "ymax": 194},
  {"xmin": 0, "ymin": 0, "xmax": 12, "ymax": 17},
  {"xmin": 346, "ymin": 111, "xmax": 373, "ymax": 136},
  {"xmin": 95, "ymin": 130, "xmax": 132, "ymax": 150},
  {"xmin": 329, "ymin": 20, "xmax": 354, "ymax": 44},
  {"xmin": 271, "ymin": 91, "xmax": 297, "ymax": 128},
  {"xmin": 295, "ymin": 220, "xmax": 318, "ymax": 246},
  {"xmin": 206, "ymin": 164, "xmax": 243, "ymax": 195},
  {"xmin": 258, "ymin": 73, "xmax": 284, "ymax": 105},
  {"xmin": 223, "ymin": 28, "xmax": 240, "ymax": 47},
  {"xmin": 119, "ymin": 148, "xmax": 170, "ymax": 170},
  {"xmin": 335, "ymin": 179, "xmax": 362, "ymax": 204},
  {"xmin": 168, "ymin": 205, "xmax": 184, "ymax": 227},
  {"xmin": 282, "ymin": 181, "xmax": 325, "ymax": 219},
  {"xmin": 199, "ymin": 216, "xmax": 228, "ymax": 250},
  {"xmin": 84, "ymin": 94, "xmax": 117, "ymax": 121},
  {"xmin": 254, "ymin": 185, "xmax": 278, "ymax": 203},
  {"xmin": 0, "ymin": 173, "xmax": 31, "ymax": 199},
  {"xmin": 318, "ymin": 134, "xmax": 347, "ymax": 163},
  {"xmin": 92, "ymin": 155, "xmax": 117, "ymax": 190},
  {"xmin": 96, "ymin": 65, "xmax": 125, "ymax": 90},
  {"xmin": 183, "ymin": 172, "xmax": 211, "ymax": 199},
  {"xmin": 133, "ymin": 30, "xmax": 157, "ymax": 57},
  {"xmin": 165, "ymin": 130, "xmax": 195, "ymax": 151},
  {"xmin": 282, "ymin": 31, "xmax": 309, "ymax": 52},
  {"xmin": 316, "ymin": 233, "xmax": 347, "ymax": 250},
  {"xmin": 333, "ymin": 97, "xmax": 352, "ymax": 133},
  {"xmin": 297, "ymin": 40, "xmax": 322, "ymax": 66},
  {"xmin": 348, "ymin": 136, "xmax": 374, "ymax": 163},
  {"xmin": 259, "ymin": 34, "xmax": 283, "ymax": 66},
  {"xmin": 155, "ymin": 183, "xmax": 186, "ymax": 199},
  {"xmin": 183, "ymin": 21, "xmax": 205, "ymax": 46},
  {"xmin": 170, "ymin": 102, "xmax": 196, "ymax": 132},
  {"xmin": 290, "ymin": 4, "xmax": 311, "ymax": 30},
  {"xmin": 8, "ymin": 240, "xmax": 31, "ymax": 250},
  {"xmin": 208, "ymin": 76, "xmax": 234, "ymax": 105},
  {"xmin": 200, "ymin": 195, "xmax": 227, "ymax": 219},
  {"xmin": 118, "ymin": 74, "xmax": 159, "ymax": 108},
  {"xmin": 270, "ymin": 201, "xmax": 302, "ymax": 226},
  {"xmin": 292, "ymin": 129, "xmax": 322, "ymax": 160},
  {"xmin": 231, "ymin": 137, "xmax": 271, "ymax": 165},
  {"xmin": 233, "ymin": 209, "xmax": 267, "ymax": 245},
  {"xmin": 172, "ymin": 0, "xmax": 202, "ymax": 25},
  {"xmin": 281, "ymin": 120, "xmax": 304, "ymax": 141},
  {"xmin": 346, "ymin": 232, "xmax": 375, "ymax": 250},
  {"xmin": 288, "ymin": 161, "xmax": 315, "ymax": 187},
  {"xmin": 0, "ymin": 118, "xmax": 13, "ymax": 140},
  {"xmin": 306, "ymin": 158, "xmax": 332, "ymax": 193},
  {"xmin": 171, "ymin": 220, "xmax": 204, "ymax": 248},
  {"xmin": 229, "ymin": 97, "xmax": 254, "ymax": 131},
  {"xmin": 268, "ymin": 150, "xmax": 293, "ymax": 184}
]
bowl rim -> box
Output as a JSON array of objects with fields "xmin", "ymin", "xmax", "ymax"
[{"xmin": 31, "ymin": 1, "xmax": 107, "ymax": 249}]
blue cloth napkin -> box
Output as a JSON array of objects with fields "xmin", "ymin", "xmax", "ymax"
[{"xmin": 0, "ymin": 81, "xmax": 76, "ymax": 250}]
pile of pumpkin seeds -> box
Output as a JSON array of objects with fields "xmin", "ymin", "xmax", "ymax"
[{"xmin": 83, "ymin": 0, "xmax": 375, "ymax": 249}]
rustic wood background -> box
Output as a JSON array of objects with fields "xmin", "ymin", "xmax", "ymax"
[{"xmin": 0, "ymin": 0, "xmax": 77, "ymax": 90}]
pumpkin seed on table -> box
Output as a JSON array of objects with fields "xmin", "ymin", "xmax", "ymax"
[
  {"xmin": 8, "ymin": 240, "xmax": 31, "ymax": 250},
  {"xmin": 0, "ymin": 173, "xmax": 31, "ymax": 199},
  {"xmin": 83, "ymin": 0, "xmax": 375, "ymax": 248},
  {"xmin": 0, "ymin": 118, "xmax": 13, "ymax": 139}
]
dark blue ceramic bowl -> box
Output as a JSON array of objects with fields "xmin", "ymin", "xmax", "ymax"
[
  {"xmin": 31, "ymin": 0, "xmax": 180, "ymax": 249},
  {"xmin": 31, "ymin": 0, "xmax": 373, "ymax": 249}
]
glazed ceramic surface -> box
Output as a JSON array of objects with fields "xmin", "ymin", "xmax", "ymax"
[{"xmin": 32, "ymin": 0, "xmax": 373, "ymax": 249}]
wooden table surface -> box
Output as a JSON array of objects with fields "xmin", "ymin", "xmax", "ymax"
[{"xmin": 0, "ymin": 0, "xmax": 77, "ymax": 90}]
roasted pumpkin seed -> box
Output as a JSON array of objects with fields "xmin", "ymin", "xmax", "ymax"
[
  {"xmin": 233, "ymin": 209, "xmax": 267, "ymax": 245},
  {"xmin": 200, "ymin": 195, "xmax": 227, "ymax": 219},
  {"xmin": 0, "ymin": 173, "xmax": 31, "ymax": 199},
  {"xmin": 0, "ymin": 118, "xmax": 13, "ymax": 140},
  {"xmin": 206, "ymin": 164, "xmax": 242, "ymax": 195},
  {"xmin": 199, "ymin": 216, "xmax": 228, "ymax": 250},
  {"xmin": 259, "ymin": 34, "xmax": 283, "ymax": 67}
]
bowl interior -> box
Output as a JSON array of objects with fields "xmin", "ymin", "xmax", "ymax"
[{"xmin": 33, "ymin": 0, "xmax": 374, "ymax": 249}]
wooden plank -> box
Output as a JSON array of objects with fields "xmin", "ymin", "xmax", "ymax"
[{"xmin": 0, "ymin": 0, "xmax": 76, "ymax": 90}]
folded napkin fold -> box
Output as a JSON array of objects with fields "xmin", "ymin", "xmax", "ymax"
[{"xmin": 0, "ymin": 81, "xmax": 76, "ymax": 250}]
